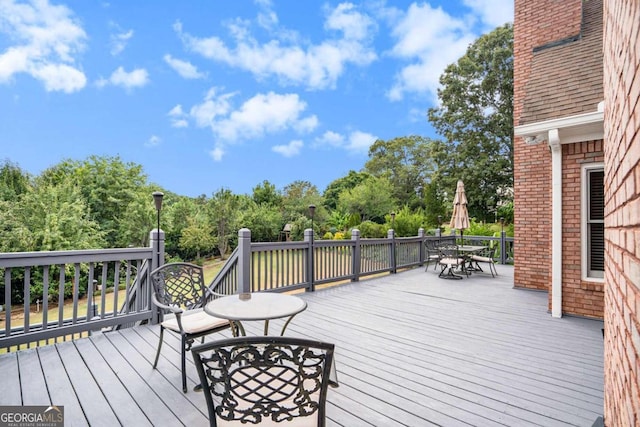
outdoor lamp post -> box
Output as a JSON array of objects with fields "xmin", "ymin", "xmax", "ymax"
[
  {"xmin": 152, "ymin": 191, "xmax": 164, "ymax": 268},
  {"xmin": 390, "ymin": 212, "xmax": 396, "ymax": 230},
  {"xmin": 437, "ymin": 215, "xmax": 442, "ymax": 244},
  {"xmin": 308, "ymin": 205, "xmax": 316, "ymax": 291}
]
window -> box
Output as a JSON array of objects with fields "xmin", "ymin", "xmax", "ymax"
[{"xmin": 582, "ymin": 164, "xmax": 604, "ymax": 280}]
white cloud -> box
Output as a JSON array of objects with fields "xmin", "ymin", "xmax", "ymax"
[
  {"xmin": 386, "ymin": 3, "xmax": 476, "ymax": 101},
  {"xmin": 187, "ymin": 90, "xmax": 316, "ymax": 161},
  {"xmin": 212, "ymin": 92, "xmax": 317, "ymax": 142},
  {"xmin": 272, "ymin": 139, "xmax": 303, "ymax": 157},
  {"xmin": 0, "ymin": 0, "xmax": 87, "ymax": 92},
  {"xmin": 163, "ymin": 54, "xmax": 206, "ymax": 79},
  {"xmin": 313, "ymin": 129, "xmax": 375, "ymax": 154},
  {"xmin": 110, "ymin": 26, "xmax": 133, "ymax": 56},
  {"xmin": 168, "ymin": 104, "xmax": 189, "ymax": 128},
  {"xmin": 463, "ymin": 0, "xmax": 514, "ymax": 28},
  {"xmin": 346, "ymin": 130, "xmax": 376, "ymax": 153},
  {"xmin": 209, "ymin": 145, "xmax": 225, "ymax": 162},
  {"xmin": 97, "ymin": 66, "xmax": 149, "ymax": 90},
  {"xmin": 145, "ymin": 135, "xmax": 161, "ymax": 147},
  {"xmin": 314, "ymin": 131, "xmax": 345, "ymax": 148},
  {"xmin": 174, "ymin": 2, "xmax": 377, "ymax": 90},
  {"xmin": 189, "ymin": 87, "xmax": 235, "ymax": 128}
]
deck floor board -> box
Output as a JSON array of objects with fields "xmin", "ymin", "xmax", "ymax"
[{"xmin": 0, "ymin": 265, "xmax": 604, "ymax": 426}]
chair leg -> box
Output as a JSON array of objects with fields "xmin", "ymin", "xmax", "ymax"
[
  {"xmin": 490, "ymin": 262, "xmax": 497, "ymax": 277},
  {"xmin": 152, "ymin": 326, "xmax": 165, "ymax": 369},
  {"xmin": 181, "ymin": 335, "xmax": 187, "ymax": 393}
]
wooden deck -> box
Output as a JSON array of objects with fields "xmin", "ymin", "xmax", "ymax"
[{"xmin": 0, "ymin": 264, "xmax": 604, "ymax": 426}]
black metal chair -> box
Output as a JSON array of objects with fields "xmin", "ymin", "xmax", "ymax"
[
  {"xmin": 437, "ymin": 245, "xmax": 468, "ymax": 279},
  {"xmin": 192, "ymin": 336, "xmax": 335, "ymax": 427},
  {"xmin": 150, "ymin": 262, "xmax": 230, "ymax": 392},
  {"xmin": 424, "ymin": 240, "xmax": 441, "ymax": 271},
  {"xmin": 470, "ymin": 247, "xmax": 498, "ymax": 277}
]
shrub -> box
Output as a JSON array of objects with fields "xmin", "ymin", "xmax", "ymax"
[
  {"xmin": 358, "ymin": 220, "xmax": 387, "ymax": 238},
  {"xmin": 467, "ymin": 219, "xmax": 495, "ymax": 236}
]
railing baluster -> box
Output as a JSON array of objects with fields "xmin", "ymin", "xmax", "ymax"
[
  {"xmin": 113, "ymin": 261, "xmax": 120, "ymax": 318},
  {"xmin": 24, "ymin": 267, "xmax": 30, "ymax": 339},
  {"xmin": 87, "ymin": 263, "xmax": 94, "ymax": 320},
  {"xmin": 100, "ymin": 262, "xmax": 108, "ymax": 318},
  {"xmin": 43, "ymin": 265, "xmax": 50, "ymax": 341},
  {"xmin": 73, "ymin": 263, "xmax": 80, "ymax": 325},
  {"xmin": 4, "ymin": 268, "xmax": 11, "ymax": 349}
]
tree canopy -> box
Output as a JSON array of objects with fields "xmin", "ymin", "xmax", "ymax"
[{"xmin": 428, "ymin": 23, "xmax": 513, "ymax": 221}]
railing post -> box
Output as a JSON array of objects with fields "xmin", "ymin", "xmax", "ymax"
[
  {"xmin": 388, "ymin": 229, "xmax": 396, "ymax": 274},
  {"xmin": 418, "ymin": 228, "xmax": 425, "ymax": 266},
  {"xmin": 238, "ymin": 228, "xmax": 252, "ymax": 296},
  {"xmin": 150, "ymin": 228, "xmax": 164, "ymax": 324},
  {"xmin": 150, "ymin": 228, "xmax": 165, "ymax": 272},
  {"xmin": 500, "ymin": 230, "xmax": 507, "ymax": 265},
  {"xmin": 304, "ymin": 229, "xmax": 314, "ymax": 292},
  {"xmin": 351, "ymin": 229, "xmax": 361, "ymax": 282}
]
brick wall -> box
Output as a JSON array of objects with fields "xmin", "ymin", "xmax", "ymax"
[
  {"xmin": 603, "ymin": 0, "xmax": 640, "ymax": 424},
  {"xmin": 514, "ymin": 0, "xmax": 583, "ymax": 295},
  {"xmin": 561, "ymin": 141, "xmax": 605, "ymax": 318}
]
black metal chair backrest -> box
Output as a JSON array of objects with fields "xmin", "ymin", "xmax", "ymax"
[
  {"xmin": 192, "ymin": 336, "xmax": 335, "ymax": 427},
  {"xmin": 438, "ymin": 244, "xmax": 460, "ymax": 260},
  {"xmin": 150, "ymin": 262, "xmax": 207, "ymax": 311}
]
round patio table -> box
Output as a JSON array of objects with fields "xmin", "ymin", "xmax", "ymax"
[{"xmin": 204, "ymin": 292, "xmax": 307, "ymax": 336}]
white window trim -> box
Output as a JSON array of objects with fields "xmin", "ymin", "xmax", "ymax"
[{"xmin": 581, "ymin": 162, "xmax": 605, "ymax": 282}]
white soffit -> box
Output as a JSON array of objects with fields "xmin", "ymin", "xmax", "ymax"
[{"xmin": 514, "ymin": 104, "xmax": 604, "ymax": 144}]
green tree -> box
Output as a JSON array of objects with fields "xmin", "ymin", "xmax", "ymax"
[
  {"xmin": 38, "ymin": 155, "xmax": 149, "ymax": 247},
  {"xmin": 208, "ymin": 188, "xmax": 240, "ymax": 259},
  {"xmin": 281, "ymin": 180, "xmax": 324, "ymax": 225},
  {"xmin": 423, "ymin": 182, "xmax": 447, "ymax": 228},
  {"xmin": 364, "ymin": 136, "xmax": 435, "ymax": 210},
  {"xmin": 9, "ymin": 181, "xmax": 105, "ymax": 251},
  {"xmin": 338, "ymin": 176, "xmax": 395, "ymax": 223},
  {"xmin": 322, "ymin": 171, "xmax": 370, "ymax": 211},
  {"xmin": 252, "ymin": 180, "xmax": 283, "ymax": 207},
  {"xmin": 179, "ymin": 214, "xmax": 215, "ymax": 260},
  {"xmin": 0, "ymin": 159, "xmax": 30, "ymax": 202},
  {"xmin": 427, "ymin": 23, "xmax": 513, "ymax": 221},
  {"xmin": 238, "ymin": 201, "xmax": 283, "ymax": 242}
]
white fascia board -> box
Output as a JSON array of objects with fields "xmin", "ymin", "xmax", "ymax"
[{"xmin": 514, "ymin": 108, "xmax": 604, "ymax": 143}]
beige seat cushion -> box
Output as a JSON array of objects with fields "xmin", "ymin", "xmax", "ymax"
[
  {"xmin": 471, "ymin": 255, "xmax": 493, "ymax": 263},
  {"xmin": 162, "ymin": 308, "xmax": 229, "ymax": 334},
  {"xmin": 439, "ymin": 257, "xmax": 463, "ymax": 265}
]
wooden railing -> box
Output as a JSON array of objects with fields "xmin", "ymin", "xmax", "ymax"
[
  {"xmin": 0, "ymin": 247, "xmax": 157, "ymax": 352},
  {"xmin": 1, "ymin": 227, "xmax": 514, "ymax": 351}
]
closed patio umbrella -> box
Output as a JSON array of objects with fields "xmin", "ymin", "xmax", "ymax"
[{"xmin": 450, "ymin": 180, "xmax": 470, "ymax": 244}]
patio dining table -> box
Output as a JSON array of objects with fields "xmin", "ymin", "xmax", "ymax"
[
  {"xmin": 204, "ymin": 292, "xmax": 307, "ymax": 337},
  {"xmin": 456, "ymin": 245, "xmax": 488, "ymax": 272},
  {"xmin": 204, "ymin": 291, "xmax": 339, "ymax": 387}
]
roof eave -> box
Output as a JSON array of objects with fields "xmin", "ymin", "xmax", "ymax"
[{"xmin": 514, "ymin": 101, "xmax": 604, "ymax": 145}]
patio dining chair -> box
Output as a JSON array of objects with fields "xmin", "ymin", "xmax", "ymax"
[
  {"xmin": 424, "ymin": 239, "xmax": 441, "ymax": 271},
  {"xmin": 192, "ymin": 336, "xmax": 335, "ymax": 427},
  {"xmin": 150, "ymin": 262, "xmax": 230, "ymax": 392},
  {"xmin": 438, "ymin": 245, "xmax": 468, "ymax": 279},
  {"xmin": 470, "ymin": 247, "xmax": 498, "ymax": 277}
]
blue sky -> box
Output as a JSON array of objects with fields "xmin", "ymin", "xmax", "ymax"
[{"xmin": 0, "ymin": 0, "xmax": 513, "ymax": 197}]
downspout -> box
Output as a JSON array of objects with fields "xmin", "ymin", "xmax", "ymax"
[{"xmin": 548, "ymin": 129, "xmax": 563, "ymax": 318}]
